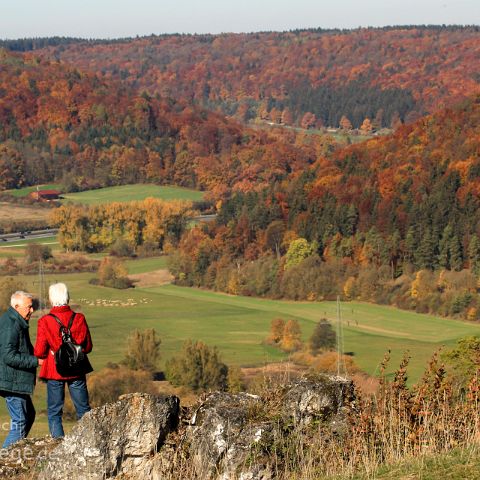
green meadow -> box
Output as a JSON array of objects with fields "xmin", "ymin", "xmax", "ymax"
[
  {"xmin": 2, "ymin": 232, "xmax": 480, "ymax": 381},
  {"xmin": 3, "ymin": 183, "xmax": 205, "ymax": 203},
  {"xmin": 61, "ymin": 184, "xmax": 205, "ymax": 204},
  {"xmin": 2, "ymin": 245, "xmax": 480, "ymax": 442},
  {"xmin": 124, "ymin": 256, "xmax": 169, "ymax": 274},
  {"xmin": 12, "ymin": 270, "xmax": 480, "ymax": 380}
]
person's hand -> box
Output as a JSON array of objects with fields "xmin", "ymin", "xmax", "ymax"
[{"xmin": 38, "ymin": 358, "xmax": 44, "ymax": 366}]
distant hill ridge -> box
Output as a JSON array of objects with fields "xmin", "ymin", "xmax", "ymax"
[{"xmin": 22, "ymin": 25, "xmax": 480, "ymax": 129}]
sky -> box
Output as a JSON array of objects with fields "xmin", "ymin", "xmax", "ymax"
[{"xmin": 1, "ymin": 0, "xmax": 479, "ymax": 39}]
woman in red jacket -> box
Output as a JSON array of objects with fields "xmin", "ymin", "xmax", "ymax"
[{"xmin": 34, "ymin": 282, "xmax": 93, "ymax": 438}]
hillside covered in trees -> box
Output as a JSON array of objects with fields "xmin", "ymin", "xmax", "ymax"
[
  {"xmin": 168, "ymin": 95, "xmax": 480, "ymax": 319},
  {"xmin": 32, "ymin": 26, "xmax": 480, "ymax": 128},
  {"xmin": 2, "ymin": 29, "xmax": 480, "ymax": 320},
  {"xmin": 0, "ymin": 49, "xmax": 318, "ymax": 193}
]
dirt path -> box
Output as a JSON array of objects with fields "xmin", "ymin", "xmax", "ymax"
[{"xmin": 128, "ymin": 268, "xmax": 174, "ymax": 288}]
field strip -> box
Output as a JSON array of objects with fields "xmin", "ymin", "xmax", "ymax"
[
  {"xmin": 141, "ymin": 284, "xmax": 480, "ymax": 345},
  {"xmin": 128, "ymin": 268, "xmax": 173, "ymax": 287},
  {"xmin": 350, "ymin": 323, "xmax": 413, "ymax": 338},
  {"xmin": 142, "ymin": 284, "xmax": 321, "ymax": 321},
  {"xmin": 0, "ymin": 241, "xmax": 59, "ymax": 248}
]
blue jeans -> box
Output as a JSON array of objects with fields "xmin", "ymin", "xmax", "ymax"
[
  {"xmin": 2, "ymin": 393, "xmax": 36, "ymax": 448},
  {"xmin": 47, "ymin": 378, "xmax": 91, "ymax": 438}
]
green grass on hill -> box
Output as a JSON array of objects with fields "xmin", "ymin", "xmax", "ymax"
[
  {"xmin": 12, "ymin": 271, "xmax": 480, "ymax": 381},
  {"xmin": 125, "ymin": 256, "xmax": 169, "ymax": 274},
  {"xmin": 61, "ymin": 184, "xmax": 205, "ymax": 204},
  {"xmin": 3, "ymin": 257, "xmax": 480, "ymax": 444}
]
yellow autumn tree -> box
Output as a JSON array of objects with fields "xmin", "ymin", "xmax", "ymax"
[
  {"xmin": 411, "ymin": 270, "xmax": 434, "ymax": 299},
  {"xmin": 97, "ymin": 257, "xmax": 132, "ymax": 289},
  {"xmin": 267, "ymin": 318, "xmax": 286, "ymax": 345},
  {"xmin": 280, "ymin": 319, "xmax": 303, "ymax": 352},
  {"xmin": 343, "ymin": 276, "xmax": 357, "ymax": 300},
  {"xmin": 360, "ymin": 117, "xmax": 373, "ymax": 134}
]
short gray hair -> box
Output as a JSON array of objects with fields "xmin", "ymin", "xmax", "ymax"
[
  {"xmin": 10, "ymin": 291, "xmax": 33, "ymax": 308},
  {"xmin": 49, "ymin": 283, "xmax": 70, "ymax": 307}
]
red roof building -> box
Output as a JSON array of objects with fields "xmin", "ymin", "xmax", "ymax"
[{"xmin": 29, "ymin": 190, "xmax": 61, "ymax": 201}]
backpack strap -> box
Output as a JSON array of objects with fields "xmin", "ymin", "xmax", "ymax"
[
  {"xmin": 49, "ymin": 313, "xmax": 64, "ymax": 331},
  {"xmin": 67, "ymin": 312, "xmax": 76, "ymax": 331},
  {"xmin": 49, "ymin": 312, "xmax": 76, "ymax": 336}
]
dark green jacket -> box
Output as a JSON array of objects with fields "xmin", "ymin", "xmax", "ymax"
[{"xmin": 0, "ymin": 307, "xmax": 38, "ymax": 395}]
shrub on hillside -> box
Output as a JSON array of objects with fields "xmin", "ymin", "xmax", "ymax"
[
  {"xmin": 165, "ymin": 339, "xmax": 228, "ymax": 392},
  {"xmin": 291, "ymin": 350, "xmax": 360, "ymax": 375},
  {"xmin": 87, "ymin": 365, "xmax": 156, "ymax": 407},
  {"xmin": 2, "ymin": 250, "xmax": 98, "ymax": 276},
  {"xmin": 280, "ymin": 319, "xmax": 303, "ymax": 352},
  {"xmin": 96, "ymin": 257, "xmax": 133, "ymax": 289},
  {"xmin": 122, "ymin": 328, "xmax": 161, "ymax": 372},
  {"xmin": 310, "ymin": 319, "xmax": 336, "ymax": 355},
  {"xmin": 136, "ymin": 241, "xmax": 162, "ymax": 258},
  {"xmin": 0, "ymin": 257, "xmax": 19, "ymax": 275},
  {"xmin": 266, "ymin": 318, "xmax": 286, "ymax": 345},
  {"xmin": 265, "ymin": 317, "xmax": 303, "ymax": 352},
  {"xmin": 442, "ymin": 336, "xmax": 480, "ymax": 390},
  {"xmin": 25, "ymin": 243, "xmax": 52, "ymax": 263},
  {"xmin": 109, "ymin": 237, "xmax": 135, "ymax": 257},
  {"xmin": 227, "ymin": 365, "xmax": 245, "ymax": 393}
]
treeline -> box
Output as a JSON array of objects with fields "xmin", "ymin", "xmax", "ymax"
[
  {"xmin": 3, "ymin": 25, "xmax": 478, "ymax": 51},
  {"xmin": 0, "ymin": 38, "xmax": 85, "ymax": 51},
  {"xmin": 0, "ymin": 50, "xmax": 315, "ymax": 193},
  {"xmin": 168, "ymin": 96, "xmax": 480, "ymax": 320},
  {"xmin": 51, "ymin": 198, "xmax": 193, "ymax": 253},
  {"xmin": 43, "ymin": 27, "xmax": 480, "ymax": 128}
]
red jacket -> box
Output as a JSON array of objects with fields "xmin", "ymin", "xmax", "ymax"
[{"xmin": 34, "ymin": 305, "xmax": 93, "ymax": 380}]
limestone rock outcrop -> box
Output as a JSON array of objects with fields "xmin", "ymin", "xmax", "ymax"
[
  {"xmin": 40, "ymin": 393, "xmax": 179, "ymax": 480},
  {"xmin": 2, "ymin": 375, "xmax": 354, "ymax": 480},
  {"xmin": 185, "ymin": 391, "xmax": 274, "ymax": 479}
]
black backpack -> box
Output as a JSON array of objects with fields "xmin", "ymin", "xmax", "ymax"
[{"xmin": 50, "ymin": 312, "xmax": 91, "ymax": 376}]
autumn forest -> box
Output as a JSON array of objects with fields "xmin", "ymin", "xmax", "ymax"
[{"xmin": 1, "ymin": 25, "xmax": 480, "ymax": 320}]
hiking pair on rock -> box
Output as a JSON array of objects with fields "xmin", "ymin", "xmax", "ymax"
[{"xmin": 0, "ymin": 283, "xmax": 93, "ymax": 447}]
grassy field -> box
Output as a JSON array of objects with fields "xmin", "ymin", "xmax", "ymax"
[
  {"xmin": 0, "ymin": 236, "xmax": 59, "ymax": 258},
  {"xmin": 2, "ymin": 250, "xmax": 480, "ymax": 443},
  {"xmin": 61, "ymin": 184, "xmax": 205, "ymax": 204},
  {"xmin": 11, "ymin": 271, "xmax": 480, "ymax": 380},
  {"xmin": 0, "ymin": 202, "xmax": 52, "ymax": 223},
  {"xmin": 124, "ymin": 256, "xmax": 169, "ymax": 274}
]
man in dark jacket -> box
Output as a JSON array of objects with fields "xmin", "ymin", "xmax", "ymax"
[{"xmin": 0, "ymin": 291, "xmax": 42, "ymax": 448}]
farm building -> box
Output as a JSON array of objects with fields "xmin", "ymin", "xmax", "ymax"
[{"xmin": 29, "ymin": 189, "xmax": 62, "ymax": 201}]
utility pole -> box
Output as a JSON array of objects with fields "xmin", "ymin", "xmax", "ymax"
[
  {"xmin": 38, "ymin": 259, "xmax": 47, "ymax": 312},
  {"xmin": 336, "ymin": 295, "xmax": 347, "ymax": 377}
]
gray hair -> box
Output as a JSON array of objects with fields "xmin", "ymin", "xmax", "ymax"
[
  {"xmin": 49, "ymin": 283, "xmax": 70, "ymax": 307},
  {"xmin": 10, "ymin": 291, "xmax": 33, "ymax": 308}
]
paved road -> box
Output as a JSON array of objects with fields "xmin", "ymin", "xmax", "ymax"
[{"xmin": 0, "ymin": 228, "xmax": 58, "ymax": 243}]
